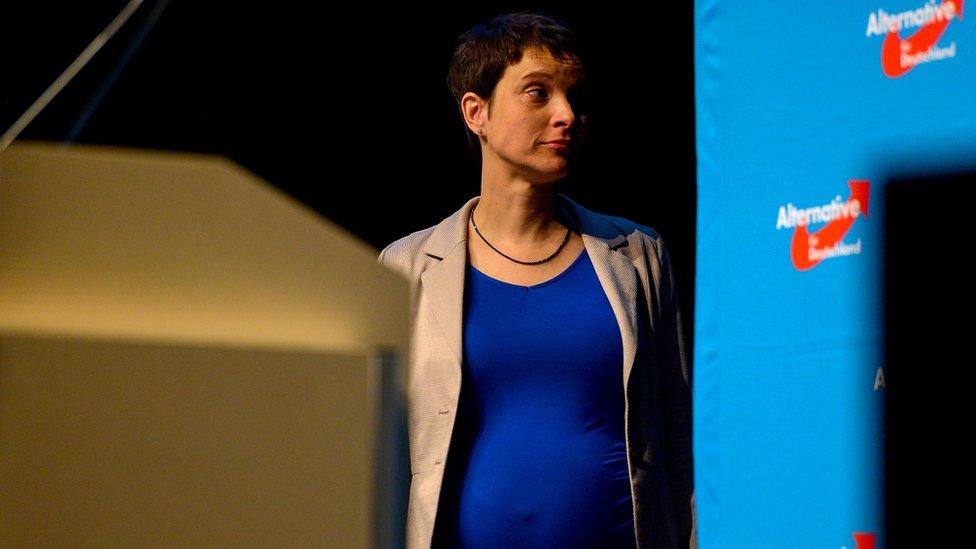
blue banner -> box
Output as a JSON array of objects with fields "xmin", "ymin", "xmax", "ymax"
[{"xmin": 694, "ymin": 1, "xmax": 974, "ymax": 547}]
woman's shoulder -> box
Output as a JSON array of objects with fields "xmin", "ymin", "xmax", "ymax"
[
  {"xmin": 573, "ymin": 200, "xmax": 678, "ymax": 293},
  {"xmin": 375, "ymin": 195, "xmax": 476, "ymax": 281},
  {"xmin": 376, "ymin": 225, "xmax": 438, "ymax": 281},
  {"xmin": 574, "ymin": 199, "xmax": 668, "ymax": 256},
  {"xmin": 599, "ymin": 210, "xmax": 663, "ymax": 243}
]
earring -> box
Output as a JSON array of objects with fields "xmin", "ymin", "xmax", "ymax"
[{"xmin": 478, "ymin": 128, "xmax": 484, "ymax": 136}]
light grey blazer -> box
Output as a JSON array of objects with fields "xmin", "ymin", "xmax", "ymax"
[{"xmin": 378, "ymin": 193, "xmax": 697, "ymax": 549}]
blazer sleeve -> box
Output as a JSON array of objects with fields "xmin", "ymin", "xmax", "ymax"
[
  {"xmin": 647, "ymin": 234, "xmax": 697, "ymax": 549},
  {"xmin": 377, "ymin": 243, "xmax": 391, "ymax": 265},
  {"xmin": 377, "ymin": 241, "xmax": 405, "ymax": 278}
]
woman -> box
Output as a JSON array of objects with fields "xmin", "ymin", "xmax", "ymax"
[{"xmin": 378, "ymin": 12, "xmax": 695, "ymax": 549}]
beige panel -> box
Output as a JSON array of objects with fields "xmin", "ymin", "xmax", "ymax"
[
  {"xmin": 0, "ymin": 334, "xmax": 373, "ymax": 546},
  {"xmin": 0, "ymin": 142, "xmax": 411, "ymax": 547},
  {"xmin": 0, "ymin": 142, "xmax": 409, "ymax": 358}
]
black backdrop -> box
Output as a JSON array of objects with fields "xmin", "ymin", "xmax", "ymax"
[{"xmin": 2, "ymin": 1, "xmax": 696, "ymax": 364}]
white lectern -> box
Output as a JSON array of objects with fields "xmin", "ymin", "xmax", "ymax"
[{"xmin": 0, "ymin": 142, "xmax": 410, "ymax": 547}]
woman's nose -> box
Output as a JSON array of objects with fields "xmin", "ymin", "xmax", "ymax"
[{"xmin": 552, "ymin": 95, "xmax": 576, "ymax": 127}]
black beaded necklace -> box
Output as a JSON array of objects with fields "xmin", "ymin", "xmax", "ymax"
[{"xmin": 468, "ymin": 198, "xmax": 578, "ymax": 265}]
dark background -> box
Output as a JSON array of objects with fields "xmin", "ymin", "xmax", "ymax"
[{"xmin": 1, "ymin": 2, "xmax": 697, "ymax": 363}]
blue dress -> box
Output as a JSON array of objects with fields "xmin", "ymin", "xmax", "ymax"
[{"xmin": 432, "ymin": 248, "xmax": 636, "ymax": 548}]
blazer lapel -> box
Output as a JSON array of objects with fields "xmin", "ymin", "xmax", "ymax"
[
  {"xmin": 419, "ymin": 196, "xmax": 478, "ymax": 369},
  {"xmin": 564, "ymin": 194, "xmax": 641, "ymax": 392},
  {"xmin": 419, "ymin": 193, "xmax": 641, "ymax": 400}
]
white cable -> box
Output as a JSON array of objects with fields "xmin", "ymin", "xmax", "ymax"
[{"xmin": 0, "ymin": 0, "xmax": 145, "ymax": 151}]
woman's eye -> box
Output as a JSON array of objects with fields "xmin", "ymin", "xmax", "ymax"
[{"xmin": 527, "ymin": 88, "xmax": 548, "ymax": 99}]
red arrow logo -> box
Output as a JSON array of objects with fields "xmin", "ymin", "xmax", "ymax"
[
  {"xmin": 882, "ymin": 0, "xmax": 964, "ymax": 78},
  {"xmin": 790, "ymin": 180, "xmax": 870, "ymax": 271},
  {"xmin": 852, "ymin": 531, "xmax": 876, "ymax": 549}
]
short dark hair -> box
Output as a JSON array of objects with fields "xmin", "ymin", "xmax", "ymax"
[{"xmin": 447, "ymin": 12, "xmax": 585, "ymax": 156}]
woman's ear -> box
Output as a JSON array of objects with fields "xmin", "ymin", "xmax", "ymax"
[{"xmin": 461, "ymin": 92, "xmax": 488, "ymax": 137}]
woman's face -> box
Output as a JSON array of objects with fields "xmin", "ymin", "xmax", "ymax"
[{"xmin": 479, "ymin": 47, "xmax": 586, "ymax": 184}]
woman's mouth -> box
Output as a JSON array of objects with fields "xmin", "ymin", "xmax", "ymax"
[{"xmin": 541, "ymin": 139, "xmax": 571, "ymax": 152}]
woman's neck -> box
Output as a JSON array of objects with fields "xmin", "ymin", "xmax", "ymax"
[{"xmin": 473, "ymin": 179, "xmax": 567, "ymax": 247}]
